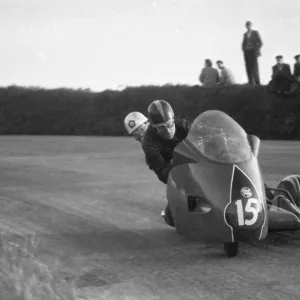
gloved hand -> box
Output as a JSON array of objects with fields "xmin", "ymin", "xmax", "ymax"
[{"xmin": 157, "ymin": 163, "xmax": 173, "ymax": 184}]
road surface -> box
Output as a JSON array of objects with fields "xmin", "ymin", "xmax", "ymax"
[{"xmin": 0, "ymin": 136, "xmax": 300, "ymax": 300}]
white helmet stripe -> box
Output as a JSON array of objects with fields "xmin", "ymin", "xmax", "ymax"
[{"xmin": 154, "ymin": 100, "xmax": 166, "ymax": 119}]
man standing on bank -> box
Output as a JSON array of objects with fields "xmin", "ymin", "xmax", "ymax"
[{"xmin": 242, "ymin": 21, "xmax": 263, "ymax": 85}]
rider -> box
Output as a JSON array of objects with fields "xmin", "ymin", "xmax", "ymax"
[
  {"xmin": 142, "ymin": 100, "xmax": 192, "ymax": 226},
  {"xmin": 124, "ymin": 112, "xmax": 150, "ymax": 143}
]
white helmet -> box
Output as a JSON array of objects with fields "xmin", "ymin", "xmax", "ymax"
[{"xmin": 124, "ymin": 112, "xmax": 148, "ymax": 135}]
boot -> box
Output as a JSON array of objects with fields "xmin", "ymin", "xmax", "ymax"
[{"xmin": 161, "ymin": 204, "xmax": 175, "ymax": 227}]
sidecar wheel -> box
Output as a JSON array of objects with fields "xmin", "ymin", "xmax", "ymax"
[{"xmin": 224, "ymin": 242, "xmax": 239, "ymax": 257}]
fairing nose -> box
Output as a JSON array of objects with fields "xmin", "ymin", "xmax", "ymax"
[
  {"xmin": 224, "ymin": 165, "xmax": 267, "ymax": 242},
  {"xmin": 183, "ymin": 162, "xmax": 267, "ymax": 243}
]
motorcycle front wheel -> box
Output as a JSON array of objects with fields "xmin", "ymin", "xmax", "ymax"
[{"xmin": 224, "ymin": 242, "xmax": 239, "ymax": 257}]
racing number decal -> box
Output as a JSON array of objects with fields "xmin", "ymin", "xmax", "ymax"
[
  {"xmin": 226, "ymin": 197, "xmax": 261, "ymax": 228},
  {"xmin": 235, "ymin": 198, "xmax": 259, "ymax": 226},
  {"xmin": 225, "ymin": 165, "xmax": 265, "ymax": 231}
]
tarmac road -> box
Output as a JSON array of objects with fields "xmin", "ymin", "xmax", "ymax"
[{"xmin": 0, "ymin": 136, "xmax": 300, "ymax": 300}]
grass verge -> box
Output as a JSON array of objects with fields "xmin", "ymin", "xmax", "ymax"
[{"xmin": 0, "ymin": 233, "xmax": 81, "ymax": 300}]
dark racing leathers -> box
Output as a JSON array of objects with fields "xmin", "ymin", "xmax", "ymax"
[
  {"xmin": 142, "ymin": 118, "xmax": 191, "ymax": 227},
  {"xmin": 141, "ymin": 118, "xmax": 192, "ymax": 184}
]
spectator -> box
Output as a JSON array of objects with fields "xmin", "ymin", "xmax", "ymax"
[
  {"xmin": 268, "ymin": 55, "xmax": 293, "ymax": 94},
  {"xmin": 199, "ymin": 59, "xmax": 219, "ymax": 87},
  {"xmin": 216, "ymin": 60, "xmax": 236, "ymax": 86},
  {"xmin": 293, "ymin": 54, "xmax": 300, "ymax": 82},
  {"xmin": 242, "ymin": 21, "xmax": 263, "ymax": 85}
]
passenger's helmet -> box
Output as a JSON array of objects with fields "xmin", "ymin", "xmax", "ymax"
[
  {"xmin": 124, "ymin": 112, "xmax": 149, "ymax": 142},
  {"xmin": 148, "ymin": 100, "xmax": 174, "ymax": 125}
]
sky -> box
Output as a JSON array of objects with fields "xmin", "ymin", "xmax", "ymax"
[{"xmin": 0, "ymin": 0, "xmax": 299, "ymax": 91}]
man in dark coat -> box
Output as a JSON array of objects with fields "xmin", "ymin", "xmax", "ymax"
[
  {"xmin": 268, "ymin": 55, "xmax": 293, "ymax": 94},
  {"xmin": 242, "ymin": 21, "xmax": 263, "ymax": 85},
  {"xmin": 272, "ymin": 55, "xmax": 292, "ymax": 79},
  {"xmin": 293, "ymin": 54, "xmax": 300, "ymax": 82}
]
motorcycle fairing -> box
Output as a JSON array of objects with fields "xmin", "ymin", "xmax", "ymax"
[
  {"xmin": 167, "ymin": 154, "xmax": 268, "ymax": 243},
  {"xmin": 167, "ymin": 109, "xmax": 268, "ymax": 243},
  {"xmin": 169, "ymin": 138, "xmax": 300, "ymax": 237},
  {"xmin": 166, "ymin": 109, "xmax": 300, "ymax": 245}
]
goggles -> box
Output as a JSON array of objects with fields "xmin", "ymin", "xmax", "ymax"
[{"xmin": 154, "ymin": 119, "xmax": 175, "ymax": 130}]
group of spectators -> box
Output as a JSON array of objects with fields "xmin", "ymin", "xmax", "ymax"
[
  {"xmin": 197, "ymin": 20, "xmax": 300, "ymax": 96},
  {"xmin": 198, "ymin": 59, "xmax": 236, "ymax": 87},
  {"xmin": 267, "ymin": 54, "xmax": 300, "ymax": 95}
]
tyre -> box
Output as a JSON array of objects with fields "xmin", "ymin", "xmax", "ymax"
[{"xmin": 224, "ymin": 242, "xmax": 239, "ymax": 257}]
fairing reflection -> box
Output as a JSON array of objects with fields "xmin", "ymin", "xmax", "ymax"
[{"xmin": 186, "ymin": 110, "xmax": 252, "ymax": 164}]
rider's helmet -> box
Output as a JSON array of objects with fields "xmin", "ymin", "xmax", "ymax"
[
  {"xmin": 124, "ymin": 112, "xmax": 149, "ymax": 143},
  {"xmin": 148, "ymin": 100, "xmax": 176, "ymax": 139}
]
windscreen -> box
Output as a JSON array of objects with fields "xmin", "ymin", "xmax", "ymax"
[{"xmin": 186, "ymin": 110, "xmax": 252, "ymax": 164}]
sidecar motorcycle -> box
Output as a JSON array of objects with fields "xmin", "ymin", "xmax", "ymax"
[{"xmin": 166, "ymin": 110, "xmax": 300, "ymax": 257}]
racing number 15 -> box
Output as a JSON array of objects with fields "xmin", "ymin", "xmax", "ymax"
[{"xmin": 235, "ymin": 198, "xmax": 259, "ymax": 226}]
